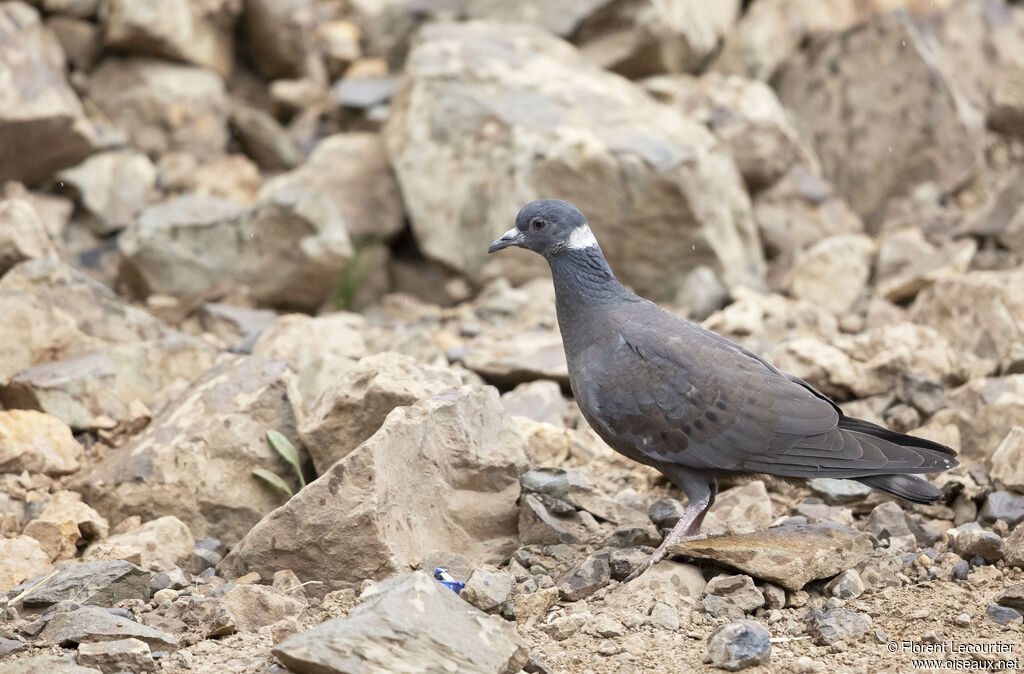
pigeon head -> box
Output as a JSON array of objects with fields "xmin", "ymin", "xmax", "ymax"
[{"xmin": 488, "ymin": 199, "xmax": 597, "ymax": 257}]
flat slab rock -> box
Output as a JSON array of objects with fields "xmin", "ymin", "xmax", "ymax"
[
  {"xmin": 272, "ymin": 571, "xmax": 529, "ymax": 674},
  {"xmin": 668, "ymin": 523, "xmax": 872, "ymax": 591}
]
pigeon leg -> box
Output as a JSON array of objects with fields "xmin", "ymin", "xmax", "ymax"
[{"xmin": 625, "ymin": 470, "xmax": 717, "ymax": 583}]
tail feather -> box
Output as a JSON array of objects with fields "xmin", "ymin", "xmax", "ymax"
[
  {"xmin": 838, "ymin": 416, "xmax": 957, "ymax": 458},
  {"xmin": 856, "ymin": 474, "xmax": 944, "ymax": 504}
]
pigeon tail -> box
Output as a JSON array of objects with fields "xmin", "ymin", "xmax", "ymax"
[{"xmin": 855, "ymin": 474, "xmax": 943, "ymax": 504}]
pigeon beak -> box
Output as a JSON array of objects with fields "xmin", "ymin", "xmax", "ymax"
[{"xmin": 488, "ymin": 227, "xmax": 523, "ymax": 254}]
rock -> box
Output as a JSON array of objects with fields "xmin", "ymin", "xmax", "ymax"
[
  {"xmin": 55, "ymin": 150, "xmax": 157, "ymax": 235},
  {"xmin": 932, "ymin": 375, "xmax": 1024, "ymax": 460},
  {"xmin": 704, "ymin": 620, "xmax": 771, "ymax": 671},
  {"xmin": 987, "ymin": 604, "xmax": 1023, "ymax": 625},
  {"xmin": 83, "ymin": 516, "xmax": 194, "ymax": 570},
  {"xmin": 863, "ymin": 502, "xmax": 912, "ymax": 540},
  {"xmin": 461, "ymin": 568, "xmax": 515, "ymax": 614},
  {"xmin": 803, "ymin": 608, "xmax": 870, "ymax": 645},
  {"xmin": 76, "ymin": 355, "xmax": 305, "ymax": 543},
  {"xmin": 48, "ymin": 14, "xmax": 100, "ymax": 71},
  {"xmin": 9, "ymin": 560, "xmax": 149, "ymax": 608},
  {"xmin": 0, "ymin": 193, "xmax": 59, "ymax": 275},
  {"xmin": 785, "ymin": 234, "xmax": 875, "ymax": 314},
  {"xmin": 251, "ymin": 313, "xmax": 368, "ymax": 406},
  {"xmin": 0, "ymin": 260, "xmax": 217, "ymax": 430},
  {"xmin": 0, "ymin": 2, "xmax": 96, "ymax": 184},
  {"xmin": 648, "ymin": 498, "xmax": 686, "ymax": 529},
  {"xmin": 88, "ymin": 57, "xmax": 229, "ymax": 159},
  {"xmin": 0, "ymin": 410, "xmax": 83, "ymax": 475},
  {"xmin": 512, "ymin": 586, "xmax": 559, "ymax": 625},
  {"xmin": 0, "ymin": 535, "xmax": 51, "ymax": 593},
  {"xmin": 873, "ymin": 228, "xmax": 976, "ymax": 303},
  {"xmin": 77, "ymin": 637, "xmax": 156, "ymax": 673},
  {"xmin": 704, "ymin": 574, "xmax": 765, "ymax": 613},
  {"xmin": 101, "ymin": 0, "xmax": 239, "ymax": 76},
  {"xmin": 153, "ymin": 595, "xmax": 236, "ymax": 639},
  {"xmin": 218, "ymin": 584, "xmax": 305, "ymax": 632},
  {"xmin": 645, "ymin": 72, "xmax": 816, "ymax": 191},
  {"xmin": 670, "ymin": 523, "xmax": 872, "ymax": 591},
  {"xmin": 559, "ymin": 551, "xmax": 611, "ymax": 601},
  {"xmin": 260, "ymin": 133, "xmax": 404, "ymax": 244},
  {"xmin": 151, "ymin": 568, "xmax": 191, "ymax": 592},
  {"xmin": 39, "ymin": 605, "xmax": 178, "ymax": 650},
  {"xmin": 979, "ymin": 491, "xmax": 1024, "ymax": 528},
  {"xmin": 273, "ymin": 571, "xmax": 529, "ymax": 674},
  {"xmin": 518, "ymin": 494, "xmax": 590, "ymax": 545},
  {"xmin": 0, "ymin": 636, "xmax": 27, "ymax": 658},
  {"xmin": 220, "ymin": 386, "xmax": 528, "ymax": 583},
  {"xmin": 704, "ymin": 480, "xmax": 774, "ymax": 535},
  {"xmin": 808, "ymin": 478, "xmax": 871, "ymax": 505},
  {"xmin": 647, "ymin": 602, "xmax": 680, "ymax": 631},
  {"xmin": 500, "ymin": 380, "xmax": 569, "ymax": 426},
  {"xmin": 119, "ymin": 191, "xmax": 352, "ymax": 312},
  {"xmin": 229, "ymin": 104, "xmax": 303, "ymax": 171},
  {"xmin": 952, "ymin": 529, "xmax": 1004, "ymax": 563},
  {"xmin": 825, "ymin": 569, "xmax": 865, "ymax": 599},
  {"xmin": 317, "ymin": 20, "xmax": 360, "ymax": 79},
  {"xmin": 775, "ymin": 11, "xmax": 982, "ymax": 220},
  {"xmin": 752, "ymin": 167, "xmax": 863, "ymax": 282},
  {"xmin": 462, "ymin": 331, "xmax": 569, "ymax": 388},
  {"xmin": 628, "ymin": 559, "xmax": 707, "ymax": 599},
  {"xmin": 990, "ymin": 426, "xmax": 1024, "ymax": 492},
  {"xmin": 989, "ymin": 66, "xmax": 1024, "ymax": 137},
  {"xmin": 1006, "ymin": 525, "xmax": 1024, "ymax": 569},
  {"xmin": 0, "ymin": 654, "xmax": 102, "ymax": 673},
  {"xmin": 300, "ymin": 352, "xmax": 462, "ymax": 473},
  {"xmin": 242, "ymin": 0, "xmax": 323, "ymax": 81},
  {"xmin": 385, "ymin": 22, "xmax": 763, "ymax": 301},
  {"xmin": 997, "ymin": 584, "xmax": 1024, "ymax": 611},
  {"xmin": 23, "ymin": 491, "xmax": 108, "ymax": 562},
  {"xmin": 910, "ymin": 271, "xmax": 1024, "ymax": 370}
]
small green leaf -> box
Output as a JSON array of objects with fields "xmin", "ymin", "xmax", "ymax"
[
  {"xmin": 252, "ymin": 468, "xmax": 293, "ymax": 499},
  {"xmin": 267, "ymin": 430, "xmax": 306, "ymax": 487}
]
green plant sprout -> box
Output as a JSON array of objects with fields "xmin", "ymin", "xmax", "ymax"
[{"xmin": 252, "ymin": 430, "xmax": 306, "ymax": 499}]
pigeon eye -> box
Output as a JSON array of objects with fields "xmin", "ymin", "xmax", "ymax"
[{"xmin": 531, "ymin": 218, "xmax": 545, "ymax": 230}]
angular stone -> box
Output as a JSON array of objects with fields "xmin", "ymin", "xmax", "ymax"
[
  {"xmin": 990, "ymin": 427, "xmax": 1024, "ymax": 492},
  {"xmin": 101, "ymin": 0, "xmax": 239, "ymax": 76},
  {"xmin": 808, "ymin": 478, "xmax": 871, "ymax": 505},
  {"xmin": 463, "ymin": 331, "xmax": 569, "ymax": 387},
  {"xmin": 559, "ymin": 551, "xmax": 610, "ymax": 602},
  {"xmin": 862, "ymin": 502, "xmax": 912, "ymax": 540},
  {"xmin": 88, "ymin": 57, "xmax": 229, "ymax": 159},
  {"xmin": 786, "ymin": 234, "xmax": 875, "ymax": 314},
  {"xmin": 1006, "ymin": 525, "xmax": 1024, "ymax": 569},
  {"xmin": 273, "ymin": 572, "xmax": 529, "ymax": 674},
  {"xmin": 154, "ymin": 595, "xmax": 236, "ymax": 640},
  {"xmin": 952, "ymin": 529, "xmax": 1004, "ymax": 563},
  {"xmin": 500, "ymin": 380, "xmax": 569, "ymax": 427},
  {"xmin": 803, "ymin": 608, "xmax": 870, "ymax": 645},
  {"xmin": 987, "ymin": 604, "xmax": 1023, "ymax": 626},
  {"xmin": 704, "ymin": 574, "xmax": 765, "ymax": 613},
  {"xmin": 627, "ymin": 559, "xmax": 707, "ymax": 599},
  {"xmin": 76, "ymin": 355, "xmax": 305, "ymax": 543},
  {"xmin": 220, "ymin": 386, "xmax": 528, "ymax": 583},
  {"xmin": 645, "ymin": 72, "xmax": 816, "ymax": 191},
  {"xmin": 56, "ymin": 150, "xmax": 157, "ymax": 235},
  {"xmin": 461, "ymin": 568, "xmax": 515, "ymax": 614},
  {"xmin": 670, "ymin": 524, "xmax": 872, "ymax": 591},
  {"xmin": 218, "ymin": 584, "xmax": 305, "ymax": 632},
  {"xmin": 260, "ymin": 133, "xmax": 404, "ymax": 243},
  {"xmin": 22, "ymin": 490, "xmax": 108, "ymax": 562},
  {"xmin": 979, "ymin": 491, "xmax": 1024, "ymax": 529},
  {"xmin": 775, "ymin": 11, "xmax": 982, "ymax": 220},
  {"xmin": 0, "ymin": 654, "xmax": 101, "ymax": 673},
  {"xmin": 77, "ymin": 637, "xmax": 155, "ymax": 673},
  {"xmin": 385, "ymin": 22, "xmax": 763, "ymax": 301},
  {"xmin": 119, "ymin": 191, "xmax": 352, "ymax": 311},
  {"xmin": 0, "ymin": 192, "xmax": 59, "ymax": 275},
  {"xmin": 0, "ymin": 2, "xmax": 96, "ymax": 184},
  {"xmin": 825, "ymin": 569, "xmax": 865, "ymax": 599},
  {"xmin": 932, "ymin": 375, "xmax": 1024, "ymax": 460},
  {"xmin": 0, "ymin": 535, "xmax": 51, "ymax": 593},
  {"xmin": 873, "ymin": 228, "xmax": 976, "ymax": 303},
  {"xmin": 40, "ymin": 605, "xmax": 177, "ymax": 650},
  {"xmin": 0, "ymin": 409, "xmax": 83, "ymax": 476},
  {"xmin": 9, "ymin": 560, "xmax": 149, "ymax": 608},
  {"xmin": 300, "ymin": 352, "xmax": 461, "ymax": 474},
  {"xmin": 704, "ymin": 480, "xmax": 774, "ymax": 535},
  {"xmin": 997, "ymin": 584, "xmax": 1024, "ymax": 611},
  {"xmin": 242, "ymin": 0, "xmax": 323, "ymax": 81},
  {"xmin": 705, "ymin": 620, "xmax": 771, "ymax": 671},
  {"xmin": 83, "ymin": 516, "xmax": 194, "ymax": 570}
]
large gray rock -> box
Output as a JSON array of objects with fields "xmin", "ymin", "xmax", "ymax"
[
  {"xmin": 259, "ymin": 133, "xmax": 404, "ymax": 243},
  {"xmin": 118, "ymin": 191, "xmax": 352, "ymax": 311},
  {"xmin": 0, "ymin": 2, "xmax": 96, "ymax": 185},
  {"xmin": 704, "ymin": 620, "xmax": 772, "ymax": 671},
  {"xmin": 775, "ymin": 10, "xmax": 983, "ymax": 220},
  {"xmin": 76, "ymin": 355, "xmax": 306, "ymax": 543},
  {"xmin": 300, "ymin": 352, "xmax": 462, "ymax": 474},
  {"xmin": 0, "ymin": 260, "xmax": 217, "ymax": 429},
  {"xmin": 55, "ymin": 150, "xmax": 157, "ymax": 236},
  {"xmin": 9, "ymin": 560, "xmax": 150, "ymax": 608},
  {"xmin": 930, "ymin": 375, "xmax": 1024, "ymax": 460},
  {"xmin": 384, "ymin": 21, "xmax": 764, "ymax": 301},
  {"xmin": 220, "ymin": 386, "xmax": 528, "ymax": 583},
  {"xmin": 273, "ymin": 571, "xmax": 529, "ymax": 674},
  {"xmin": 87, "ymin": 57, "xmax": 229, "ymax": 159},
  {"xmin": 101, "ymin": 0, "xmax": 240, "ymax": 76},
  {"xmin": 39, "ymin": 605, "xmax": 178, "ymax": 651},
  {"xmin": 670, "ymin": 523, "xmax": 873, "ymax": 591}
]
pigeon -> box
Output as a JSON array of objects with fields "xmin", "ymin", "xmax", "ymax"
[{"xmin": 488, "ymin": 199, "xmax": 958, "ymax": 580}]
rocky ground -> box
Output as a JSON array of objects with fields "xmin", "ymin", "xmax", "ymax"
[{"xmin": 2, "ymin": 0, "xmax": 1024, "ymax": 672}]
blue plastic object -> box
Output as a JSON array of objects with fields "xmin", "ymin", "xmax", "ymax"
[{"xmin": 433, "ymin": 567, "xmax": 465, "ymax": 594}]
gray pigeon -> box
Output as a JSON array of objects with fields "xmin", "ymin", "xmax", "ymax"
[{"xmin": 489, "ymin": 199, "xmax": 957, "ymax": 579}]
